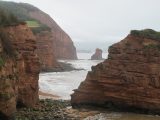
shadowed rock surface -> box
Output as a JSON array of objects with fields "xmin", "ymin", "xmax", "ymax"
[{"xmin": 71, "ymin": 29, "xmax": 160, "ymax": 114}]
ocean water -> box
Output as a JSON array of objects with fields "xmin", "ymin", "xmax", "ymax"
[
  {"xmin": 39, "ymin": 53, "xmax": 105, "ymax": 99},
  {"xmin": 39, "ymin": 52, "xmax": 160, "ymax": 119}
]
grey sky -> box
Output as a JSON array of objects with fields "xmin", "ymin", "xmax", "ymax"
[{"xmin": 3, "ymin": 0, "xmax": 160, "ymax": 51}]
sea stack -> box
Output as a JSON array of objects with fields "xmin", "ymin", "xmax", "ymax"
[
  {"xmin": 71, "ymin": 29, "xmax": 160, "ymax": 113},
  {"xmin": 91, "ymin": 48, "xmax": 103, "ymax": 60}
]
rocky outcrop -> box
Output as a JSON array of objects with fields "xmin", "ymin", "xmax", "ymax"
[
  {"xmin": 0, "ymin": 1, "xmax": 78, "ymax": 72},
  {"xmin": 91, "ymin": 48, "xmax": 103, "ymax": 60},
  {"xmin": 35, "ymin": 31, "xmax": 60, "ymax": 71},
  {"xmin": 29, "ymin": 9, "xmax": 77, "ymax": 60},
  {"xmin": 0, "ymin": 24, "xmax": 40, "ymax": 119},
  {"xmin": 71, "ymin": 31, "xmax": 160, "ymax": 112}
]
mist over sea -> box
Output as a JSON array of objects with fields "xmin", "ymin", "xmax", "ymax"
[{"xmin": 39, "ymin": 52, "xmax": 106, "ymax": 99}]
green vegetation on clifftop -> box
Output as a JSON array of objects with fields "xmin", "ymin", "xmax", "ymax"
[
  {"xmin": 131, "ymin": 29, "xmax": 160, "ymax": 40},
  {"xmin": 26, "ymin": 21, "xmax": 40, "ymax": 28},
  {"xmin": 0, "ymin": 9, "xmax": 19, "ymax": 26},
  {"xmin": 0, "ymin": 1, "xmax": 51, "ymax": 34},
  {"xmin": 0, "ymin": 1, "xmax": 38, "ymax": 21}
]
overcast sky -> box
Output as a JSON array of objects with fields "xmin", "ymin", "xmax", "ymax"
[{"xmin": 3, "ymin": 0, "xmax": 160, "ymax": 51}]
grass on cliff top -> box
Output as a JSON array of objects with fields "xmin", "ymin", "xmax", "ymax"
[
  {"xmin": 26, "ymin": 20, "xmax": 51, "ymax": 34},
  {"xmin": 130, "ymin": 29, "xmax": 160, "ymax": 40},
  {"xmin": 26, "ymin": 20, "xmax": 40, "ymax": 28},
  {"xmin": 0, "ymin": 1, "xmax": 51, "ymax": 34},
  {"xmin": 0, "ymin": 9, "xmax": 20, "ymax": 27}
]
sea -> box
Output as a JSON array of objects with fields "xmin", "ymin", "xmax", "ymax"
[
  {"xmin": 39, "ymin": 52, "xmax": 160, "ymax": 120},
  {"xmin": 39, "ymin": 52, "xmax": 106, "ymax": 99}
]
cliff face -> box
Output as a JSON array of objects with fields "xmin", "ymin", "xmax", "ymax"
[
  {"xmin": 29, "ymin": 10, "xmax": 77, "ymax": 60},
  {"xmin": 91, "ymin": 48, "xmax": 103, "ymax": 60},
  {"xmin": 71, "ymin": 34, "xmax": 160, "ymax": 111},
  {"xmin": 0, "ymin": 37, "xmax": 17, "ymax": 119},
  {"xmin": 35, "ymin": 31, "xmax": 60, "ymax": 71},
  {"xmin": 0, "ymin": 24, "xmax": 40, "ymax": 119},
  {"xmin": 0, "ymin": 1, "xmax": 78, "ymax": 72}
]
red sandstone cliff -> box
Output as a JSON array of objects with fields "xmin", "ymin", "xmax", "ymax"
[
  {"xmin": 0, "ymin": 24, "xmax": 40, "ymax": 119},
  {"xmin": 35, "ymin": 31, "xmax": 60, "ymax": 71},
  {"xmin": 0, "ymin": 2, "xmax": 77, "ymax": 72},
  {"xmin": 0, "ymin": 36, "xmax": 17, "ymax": 119},
  {"xmin": 29, "ymin": 9, "xmax": 77, "ymax": 60},
  {"xmin": 91, "ymin": 48, "xmax": 103, "ymax": 60},
  {"xmin": 71, "ymin": 32, "xmax": 160, "ymax": 112}
]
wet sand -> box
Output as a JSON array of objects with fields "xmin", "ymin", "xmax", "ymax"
[{"xmin": 39, "ymin": 91, "xmax": 60, "ymax": 99}]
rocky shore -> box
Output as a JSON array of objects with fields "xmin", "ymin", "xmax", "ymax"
[
  {"xmin": 15, "ymin": 99, "xmax": 70, "ymax": 120},
  {"xmin": 14, "ymin": 99, "xmax": 160, "ymax": 120},
  {"xmin": 41, "ymin": 61, "xmax": 84, "ymax": 72},
  {"xmin": 15, "ymin": 99, "xmax": 100, "ymax": 120}
]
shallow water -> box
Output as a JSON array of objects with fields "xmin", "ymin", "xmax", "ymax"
[{"xmin": 84, "ymin": 112, "xmax": 160, "ymax": 120}]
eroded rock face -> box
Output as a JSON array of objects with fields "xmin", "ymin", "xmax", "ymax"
[
  {"xmin": 35, "ymin": 31, "xmax": 60, "ymax": 71},
  {"xmin": 0, "ymin": 24, "xmax": 40, "ymax": 118},
  {"xmin": 0, "ymin": 1, "xmax": 77, "ymax": 72},
  {"xmin": 29, "ymin": 10, "xmax": 77, "ymax": 60},
  {"xmin": 91, "ymin": 48, "xmax": 103, "ymax": 60},
  {"xmin": 71, "ymin": 34, "xmax": 160, "ymax": 112},
  {"xmin": 0, "ymin": 38, "xmax": 17, "ymax": 119}
]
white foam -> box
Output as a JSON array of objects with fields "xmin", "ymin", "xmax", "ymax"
[{"xmin": 39, "ymin": 53, "xmax": 104, "ymax": 100}]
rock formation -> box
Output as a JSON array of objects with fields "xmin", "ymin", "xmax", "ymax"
[
  {"xmin": 91, "ymin": 48, "xmax": 103, "ymax": 60},
  {"xmin": 0, "ymin": 1, "xmax": 78, "ymax": 72},
  {"xmin": 0, "ymin": 35, "xmax": 17, "ymax": 119},
  {"xmin": 29, "ymin": 7, "xmax": 78, "ymax": 60},
  {"xmin": 71, "ymin": 29, "xmax": 160, "ymax": 112},
  {"xmin": 0, "ymin": 24, "xmax": 40, "ymax": 119},
  {"xmin": 35, "ymin": 31, "xmax": 60, "ymax": 71}
]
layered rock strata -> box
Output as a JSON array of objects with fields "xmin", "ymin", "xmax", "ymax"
[
  {"xmin": 91, "ymin": 48, "xmax": 103, "ymax": 60},
  {"xmin": 0, "ymin": 24, "xmax": 40, "ymax": 119},
  {"xmin": 71, "ymin": 33, "xmax": 160, "ymax": 112},
  {"xmin": 0, "ymin": 35, "xmax": 17, "ymax": 119},
  {"xmin": 35, "ymin": 31, "xmax": 60, "ymax": 71},
  {"xmin": 0, "ymin": 1, "xmax": 78, "ymax": 72}
]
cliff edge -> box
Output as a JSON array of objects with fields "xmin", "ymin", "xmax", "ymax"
[
  {"xmin": 29, "ymin": 8, "xmax": 77, "ymax": 60},
  {"xmin": 0, "ymin": 1, "xmax": 77, "ymax": 72},
  {"xmin": 71, "ymin": 29, "xmax": 160, "ymax": 113}
]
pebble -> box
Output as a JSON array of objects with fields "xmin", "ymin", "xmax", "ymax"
[{"xmin": 15, "ymin": 99, "xmax": 72, "ymax": 120}]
